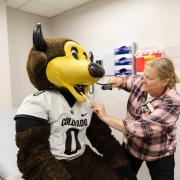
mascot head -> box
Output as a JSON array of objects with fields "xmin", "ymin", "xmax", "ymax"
[{"xmin": 27, "ymin": 23, "xmax": 105, "ymax": 102}]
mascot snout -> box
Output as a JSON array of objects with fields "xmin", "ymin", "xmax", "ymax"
[{"xmin": 88, "ymin": 62, "xmax": 105, "ymax": 78}]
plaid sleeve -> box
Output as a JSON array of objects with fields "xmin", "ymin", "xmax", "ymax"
[
  {"xmin": 123, "ymin": 104, "xmax": 179, "ymax": 138},
  {"xmin": 122, "ymin": 75, "xmax": 143, "ymax": 92}
]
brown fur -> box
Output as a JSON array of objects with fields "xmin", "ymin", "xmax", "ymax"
[
  {"xmin": 61, "ymin": 146, "xmax": 119, "ymax": 180},
  {"xmin": 16, "ymin": 124, "xmax": 71, "ymax": 180},
  {"xmin": 26, "ymin": 38, "xmax": 71, "ymax": 90},
  {"xmin": 87, "ymin": 113, "xmax": 129, "ymax": 169}
]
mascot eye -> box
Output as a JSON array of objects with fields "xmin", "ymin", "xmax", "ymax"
[
  {"xmin": 71, "ymin": 48, "xmax": 78, "ymax": 60},
  {"xmin": 83, "ymin": 52, "xmax": 88, "ymax": 59},
  {"xmin": 89, "ymin": 51, "xmax": 94, "ymax": 62}
]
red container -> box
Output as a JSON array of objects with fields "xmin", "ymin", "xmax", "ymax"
[{"xmin": 135, "ymin": 57, "xmax": 144, "ymax": 73}]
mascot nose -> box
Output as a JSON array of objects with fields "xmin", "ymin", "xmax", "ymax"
[{"xmin": 88, "ymin": 62, "xmax": 105, "ymax": 78}]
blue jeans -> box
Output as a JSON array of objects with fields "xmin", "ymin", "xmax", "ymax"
[{"xmin": 122, "ymin": 144, "xmax": 175, "ymax": 180}]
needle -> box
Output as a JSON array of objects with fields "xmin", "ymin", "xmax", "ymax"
[{"xmin": 80, "ymin": 92, "xmax": 91, "ymax": 105}]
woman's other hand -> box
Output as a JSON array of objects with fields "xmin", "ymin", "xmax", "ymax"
[
  {"xmin": 91, "ymin": 102, "xmax": 107, "ymax": 120},
  {"xmin": 108, "ymin": 76, "xmax": 124, "ymax": 88},
  {"xmin": 91, "ymin": 102, "xmax": 125, "ymax": 132}
]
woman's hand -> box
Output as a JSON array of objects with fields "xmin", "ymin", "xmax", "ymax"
[
  {"xmin": 91, "ymin": 102, "xmax": 126, "ymax": 133},
  {"xmin": 108, "ymin": 76, "xmax": 124, "ymax": 88},
  {"xmin": 91, "ymin": 102, "xmax": 108, "ymax": 120}
]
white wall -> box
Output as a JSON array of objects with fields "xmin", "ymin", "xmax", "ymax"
[
  {"xmin": 7, "ymin": 7, "xmax": 51, "ymax": 107},
  {"xmin": 0, "ymin": 0, "xmax": 12, "ymax": 110},
  {"xmin": 0, "ymin": 6, "xmax": 52, "ymax": 179},
  {"xmin": 51, "ymin": 0, "xmax": 180, "ymax": 52},
  {"xmin": 0, "ymin": 108, "xmax": 20, "ymax": 178}
]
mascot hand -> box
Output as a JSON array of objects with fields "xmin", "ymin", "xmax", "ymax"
[{"xmin": 115, "ymin": 165, "xmax": 137, "ymax": 180}]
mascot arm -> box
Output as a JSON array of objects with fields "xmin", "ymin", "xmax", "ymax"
[
  {"xmin": 15, "ymin": 117, "xmax": 72, "ymax": 180},
  {"xmin": 86, "ymin": 113, "xmax": 129, "ymax": 169}
]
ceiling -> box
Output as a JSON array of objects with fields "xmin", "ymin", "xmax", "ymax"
[{"xmin": 6, "ymin": 0, "xmax": 91, "ymax": 18}]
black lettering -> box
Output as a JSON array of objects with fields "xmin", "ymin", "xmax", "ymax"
[
  {"xmin": 66, "ymin": 118, "xmax": 71, "ymax": 125},
  {"xmin": 61, "ymin": 118, "xmax": 66, "ymax": 126},
  {"xmin": 64, "ymin": 128, "xmax": 81, "ymax": 155}
]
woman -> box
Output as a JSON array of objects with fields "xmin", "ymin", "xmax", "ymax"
[{"xmin": 92, "ymin": 58, "xmax": 180, "ymax": 180}]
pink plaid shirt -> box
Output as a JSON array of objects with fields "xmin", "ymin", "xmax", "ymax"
[{"xmin": 122, "ymin": 75, "xmax": 180, "ymax": 161}]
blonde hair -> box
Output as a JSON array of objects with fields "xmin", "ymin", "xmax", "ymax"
[{"xmin": 146, "ymin": 57, "xmax": 180, "ymax": 88}]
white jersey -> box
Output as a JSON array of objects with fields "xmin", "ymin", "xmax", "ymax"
[{"xmin": 16, "ymin": 90, "xmax": 93, "ymax": 160}]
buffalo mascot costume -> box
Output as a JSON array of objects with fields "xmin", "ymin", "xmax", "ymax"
[{"xmin": 14, "ymin": 23, "xmax": 137, "ymax": 180}]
